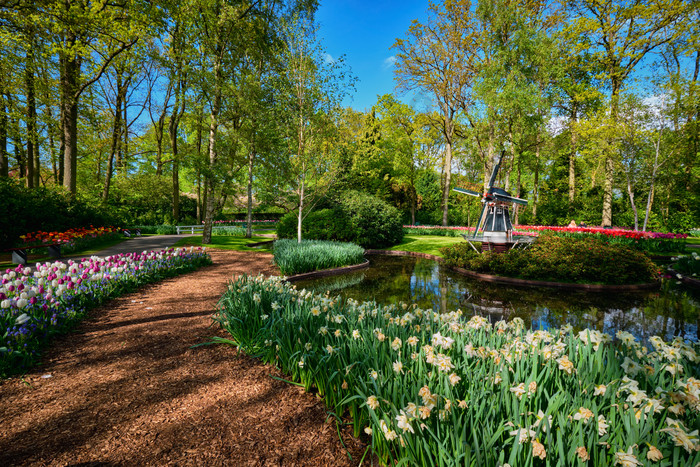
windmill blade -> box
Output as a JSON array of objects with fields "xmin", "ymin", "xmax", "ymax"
[
  {"xmin": 493, "ymin": 193, "xmax": 528, "ymax": 205},
  {"xmin": 486, "ymin": 150, "xmax": 505, "ymax": 193},
  {"xmin": 453, "ymin": 187, "xmax": 482, "ymax": 197}
]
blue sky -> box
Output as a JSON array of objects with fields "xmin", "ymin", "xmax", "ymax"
[{"xmin": 315, "ymin": 0, "xmax": 430, "ymax": 112}]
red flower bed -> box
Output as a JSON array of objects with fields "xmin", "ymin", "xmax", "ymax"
[
  {"xmin": 19, "ymin": 226, "xmax": 121, "ymax": 248},
  {"xmin": 513, "ymin": 225, "xmax": 688, "ymax": 240}
]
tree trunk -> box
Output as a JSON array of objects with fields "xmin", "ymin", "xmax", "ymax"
[
  {"xmin": 441, "ymin": 109, "xmax": 453, "ymax": 227},
  {"xmin": 202, "ymin": 51, "xmax": 222, "ymax": 245},
  {"xmin": 25, "ymin": 51, "xmax": 37, "ymax": 188},
  {"xmin": 602, "ymin": 81, "xmax": 621, "ymax": 227},
  {"xmin": 602, "ymin": 156, "xmax": 614, "ymax": 227},
  {"xmin": 196, "ymin": 109, "xmax": 203, "ymax": 223},
  {"xmin": 569, "ymin": 106, "xmax": 578, "ymax": 204},
  {"xmin": 61, "ymin": 46, "xmax": 80, "ymax": 195},
  {"xmin": 625, "ymin": 173, "xmax": 638, "ymax": 230},
  {"xmin": 102, "ymin": 71, "xmax": 124, "ymax": 202},
  {"xmin": 297, "ymin": 173, "xmax": 305, "ymax": 243},
  {"xmin": 532, "ymin": 143, "xmax": 540, "ymax": 221},
  {"xmin": 441, "ymin": 141, "xmax": 452, "ymax": 226},
  {"xmin": 170, "ymin": 80, "xmax": 185, "ymax": 224},
  {"xmin": 246, "ymin": 147, "xmax": 254, "ymax": 239},
  {"xmin": 0, "ymin": 89, "xmax": 7, "ymax": 177}
]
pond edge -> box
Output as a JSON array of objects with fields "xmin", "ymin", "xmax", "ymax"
[
  {"xmin": 365, "ymin": 250, "xmax": 660, "ymax": 292},
  {"xmin": 284, "ymin": 259, "xmax": 370, "ymax": 283},
  {"xmin": 669, "ymin": 268, "xmax": 700, "ymax": 288}
]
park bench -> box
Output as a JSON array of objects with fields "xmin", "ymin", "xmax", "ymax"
[
  {"xmin": 122, "ymin": 228, "xmax": 141, "ymax": 237},
  {"xmin": 5, "ymin": 243, "xmax": 62, "ymax": 266},
  {"xmin": 176, "ymin": 225, "xmax": 205, "ymax": 235}
]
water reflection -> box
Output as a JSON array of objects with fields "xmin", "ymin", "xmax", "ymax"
[{"xmin": 293, "ymin": 255, "xmax": 700, "ymax": 343}]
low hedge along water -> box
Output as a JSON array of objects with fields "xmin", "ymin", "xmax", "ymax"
[
  {"xmin": 273, "ymin": 239, "xmax": 365, "ymax": 276},
  {"xmin": 441, "ymin": 233, "xmax": 660, "ymax": 285}
]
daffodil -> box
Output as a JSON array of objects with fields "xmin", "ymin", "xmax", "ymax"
[
  {"xmin": 646, "ymin": 445, "xmax": 663, "ymax": 462},
  {"xmin": 510, "ymin": 383, "xmax": 526, "ymax": 400},
  {"xmin": 573, "ymin": 407, "xmax": 594, "ymax": 423},
  {"xmin": 531, "ymin": 439, "xmax": 546, "ymax": 460},
  {"xmin": 614, "ymin": 446, "xmax": 642, "ymax": 467},
  {"xmin": 366, "ymin": 395, "xmax": 379, "ymax": 410}
]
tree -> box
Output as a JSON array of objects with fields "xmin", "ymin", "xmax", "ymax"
[
  {"xmin": 375, "ymin": 94, "xmax": 436, "ymax": 224},
  {"xmin": 275, "ymin": 13, "xmax": 354, "ymax": 242},
  {"xmin": 568, "ymin": 0, "xmax": 690, "ymax": 226},
  {"xmin": 394, "ymin": 0, "xmax": 477, "ymax": 226}
]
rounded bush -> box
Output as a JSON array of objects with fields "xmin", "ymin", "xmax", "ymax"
[
  {"xmin": 338, "ymin": 191, "xmax": 403, "ymax": 249},
  {"xmin": 276, "ymin": 208, "xmax": 351, "ymax": 242},
  {"xmin": 276, "ymin": 194, "xmax": 403, "ymax": 249}
]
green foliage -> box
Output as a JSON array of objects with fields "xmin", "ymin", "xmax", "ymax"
[
  {"xmin": 126, "ymin": 225, "xmax": 177, "ymax": 235},
  {"xmin": 403, "ymin": 226, "xmax": 468, "ymax": 237},
  {"xmin": 276, "ymin": 192, "xmax": 403, "ymax": 249},
  {"xmin": 546, "ymin": 231, "xmax": 687, "ymax": 254},
  {"xmin": 109, "ymin": 174, "xmax": 196, "ymax": 225},
  {"xmin": 212, "ymin": 226, "xmax": 246, "ymax": 236},
  {"xmin": 0, "ymin": 179, "xmax": 113, "ymax": 250},
  {"xmin": 273, "ymin": 238, "xmax": 365, "ymax": 275},
  {"xmin": 338, "ymin": 190, "xmax": 404, "ymax": 248},
  {"xmin": 672, "ymin": 252, "xmax": 700, "ymax": 276},
  {"xmin": 276, "ymin": 209, "xmax": 353, "ymax": 242},
  {"xmin": 441, "ymin": 233, "xmax": 660, "ymax": 284}
]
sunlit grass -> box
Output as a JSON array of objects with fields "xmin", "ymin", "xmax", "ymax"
[
  {"xmin": 172, "ymin": 235, "xmax": 273, "ymax": 252},
  {"xmin": 388, "ymin": 235, "xmax": 463, "ymax": 257}
]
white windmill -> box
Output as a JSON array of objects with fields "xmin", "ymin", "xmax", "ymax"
[{"xmin": 453, "ymin": 151, "xmax": 530, "ymax": 252}]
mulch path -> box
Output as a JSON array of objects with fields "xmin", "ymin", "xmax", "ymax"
[{"xmin": 0, "ymin": 250, "xmax": 371, "ymax": 466}]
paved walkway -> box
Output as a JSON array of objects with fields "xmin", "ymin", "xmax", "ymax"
[{"xmin": 67, "ymin": 234, "xmax": 195, "ymax": 262}]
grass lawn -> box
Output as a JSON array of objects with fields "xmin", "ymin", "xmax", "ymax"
[
  {"xmin": 172, "ymin": 235, "xmax": 273, "ymax": 253},
  {"xmin": 387, "ymin": 234, "xmax": 464, "ymax": 257}
]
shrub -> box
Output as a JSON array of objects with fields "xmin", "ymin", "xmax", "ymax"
[
  {"xmin": 276, "ymin": 193, "xmax": 403, "ymax": 249},
  {"xmin": 212, "ymin": 225, "xmax": 247, "ymax": 236},
  {"xmin": 273, "ymin": 239, "xmax": 365, "ymax": 276},
  {"xmin": 441, "ymin": 232, "xmax": 660, "ymax": 284},
  {"xmin": 276, "ymin": 209, "xmax": 352, "ymax": 242},
  {"xmin": 338, "ymin": 191, "xmax": 403, "ymax": 249},
  {"xmin": 0, "ymin": 179, "xmax": 112, "ymax": 250}
]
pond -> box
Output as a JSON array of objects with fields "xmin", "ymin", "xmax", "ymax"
[{"xmin": 293, "ymin": 254, "xmax": 700, "ymax": 343}]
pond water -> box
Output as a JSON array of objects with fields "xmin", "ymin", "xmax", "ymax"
[{"xmin": 293, "ymin": 255, "xmax": 700, "ymax": 343}]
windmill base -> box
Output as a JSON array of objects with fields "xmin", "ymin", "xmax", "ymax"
[{"xmin": 482, "ymin": 242, "xmax": 515, "ymax": 253}]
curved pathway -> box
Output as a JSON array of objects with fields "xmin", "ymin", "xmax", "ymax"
[
  {"xmin": 0, "ymin": 249, "xmax": 368, "ymax": 466},
  {"xmin": 72, "ymin": 234, "xmax": 193, "ymax": 260}
]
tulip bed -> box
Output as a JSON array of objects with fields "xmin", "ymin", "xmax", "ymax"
[
  {"xmin": 216, "ymin": 275, "xmax": 700, "ymax": 466},
  {"xmin": 514, "ymin": 225, "xmax": 688, "ymax": 254},
  {"xmin": 403, "ymin": 224, "xmax": 688, "ymax": 254},
  {"xmin": 18, "ymin": 226, "xmax": 123, "ymax": 256},
  {"xmin": 0, "ymin": 247, "xmax": 211, "ymax": 377}
]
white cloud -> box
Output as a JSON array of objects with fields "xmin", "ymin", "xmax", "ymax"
[
  {"xmin": 383, "ymin": 56, "xmax": 396, "ymax": 69},
  {"xmin": 324, "ymin": 53, "xmax": 335, "ymax": 64}
]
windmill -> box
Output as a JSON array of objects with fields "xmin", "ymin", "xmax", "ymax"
[{"xmin": 453, "ymin": 151, "xmax": 529, "ymax": 253}]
